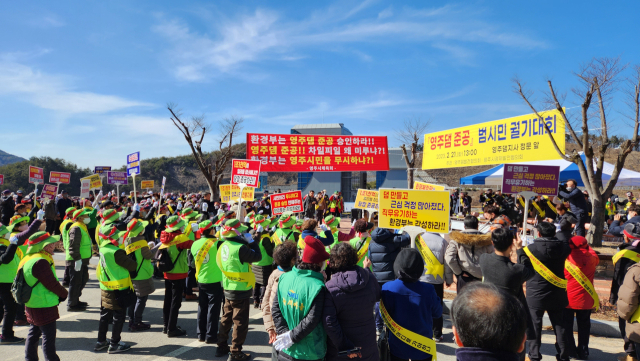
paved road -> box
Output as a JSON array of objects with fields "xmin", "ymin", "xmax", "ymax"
[{"xmin": 2, "ymin": 253, "xmax": 623, "ymax": 360}]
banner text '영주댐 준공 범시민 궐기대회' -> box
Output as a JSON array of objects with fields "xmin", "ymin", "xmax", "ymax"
[
  {"xmin": 246, "ymin": 133, "xmax": 390, "ymax": 172},
  {"xmin": 422, "ymin": 110, "xmax": 565, "ymax": 170},
  {"xmin": 378, "ymin": 189, "xmax": 450, "ymax": 232}
]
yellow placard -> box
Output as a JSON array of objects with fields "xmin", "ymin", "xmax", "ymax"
[
  {"xmin": 219, "ymin": 184, "xmax": 255, "ymax": 203},
  {"xmin": 378, "ymin": 188, "xmax": 449, "ymax": 232},
  {"xmin": 414, "ymin": 181, "xmax": 445, "ymax": 191},
  {"xmin": 141, "ymin": 180, "xmax": 155, "ymax": 189},
  {"xmin": 82, "ymin": 174, "xmax": 102, "ymax": 189},
  {"xmin": 422, "ymin": 110, "xmax": 565, "ymax": 170},
  {"xmin": 354, "ymin": 189, "xmax": 378, "ymax": 210}
]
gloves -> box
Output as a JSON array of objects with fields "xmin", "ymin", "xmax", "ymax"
[
  {"xmin": 257, "ymin": 225, "xmax": 264, "ymax": 233},
  {"xmin": 74, "ymin": 260, "xmax": 82, "ymax": 272},
  {"xmin": 9, "ymin": 236, "xmax": 18, "ymax": 245},
  {"xmin": 37, "ymin": 210, "xmax": 45, "ymax": 220},
  {"xmin": 274, "ymin": 331, "xmax": 294, "ymax": 352},
  {"xmin": 319, "ymin": 224, "xmax": 329, "ymax": 232},
  {"xmin": 271, "ymin": 226, "xmax": 277, "ymax": 232},
  {"xmin": 351, "ymin": 219, "xmax": 356, "ymax": 227},
  {"xmin": 133, "ymin": 203, "xmax": 141, "ymax": 212},
  {"xmin": 191, "ymin": 223, "xmax": 199, "ymax": 232},
  {"xmin": 244, "ymin": 216, "xmax": 251, "ymax": 223}
]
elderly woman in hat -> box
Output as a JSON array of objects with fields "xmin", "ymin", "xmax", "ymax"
[
  {"xmin": 123, "ymin": 218, "xmax": 155, "ymax": 332},
  {"xmin": 272, "ymin": 212, "xmax": 300, "ymax": 246},
  {"xmin": 21, "ymin": 231, "xmax": 68, "ymax": 360},
  {"xmin": 180, "ymin": 207, "xmax": 200, "ymax": 301},
  {"xmin": 321, "ymin": 214, "xmax": 355, "ymax": 253},
  {"xmin": 66, "ymin": 208, "xmax": 94, "ymax": 311},
  {"xmin": 251, "ymin": 215, "xmax": 276, "ymax": 309}
]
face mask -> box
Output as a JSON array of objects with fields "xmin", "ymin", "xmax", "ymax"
[
  {"xmin": 566, "ymin": 187, "xmax": 573, "ymax": 192},
  {"xmin": 18, "ymin": 225, "xmax": 28, "ymax": 231},
  {"xmin": 20, "ymin": 212, "xmax": 27, "ymax": 216},
  {"xmin": 83, "ymin": 218, "xmax": 91, "ymax": 225}
]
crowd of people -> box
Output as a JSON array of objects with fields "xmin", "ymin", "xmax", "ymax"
[{"xmin": 0, "ymin": 182, "xmax": 639, "ymax": 361}]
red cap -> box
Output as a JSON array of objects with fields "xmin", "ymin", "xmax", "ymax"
[{"xmin": 301, "ymin": 236, "xmax": 330, "ymax": 264}]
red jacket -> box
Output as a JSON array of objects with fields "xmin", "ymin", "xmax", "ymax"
[{"xmin": 564, "ymin": 236, "xmax": 599, "ymax": 310}]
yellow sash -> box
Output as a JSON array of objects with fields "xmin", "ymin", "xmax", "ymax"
[
  {"xmin": 161, "ymin": 234, "xmax": 190, "ymax": 249},
  {"xmin": 195, "ymin": 238, "xmax": 218, "ymax": 281},
  {"xmin": 416, "ymin": 235, "xmax": 444, "ymax": 278},
  {"xmin": 564, "ymin": 260, "xmax": 599, "ymax": 311},
  {"xmin": 59, "ymin": 219, "xmax": 73, "ymax": 234},
  {"xmin": 216, "ymin": 246, "xmax": 256, "ymax": 289},
  {"xmin": 96, "ymin": 261, "xmax": 133, "ymax": 290},
  {"xmin": 125, "ymin": 240, "xmax": 148, "ymax": 255},
  {"xmin": 380, "ymin": 300, "xmax": 437, "ymax": 360},
  {"xmin": 613, "ymin": 249, "xmax": 640, "ymax": 265},
  {"xmin": 523, "ymin": 247, "xmax": 567, "ymax": 288},
  {"xmin": 518, "ymin": 196, "xmax": 526, "ymax": 208},
  {"xmin": 542, "ymin": 196, "xmax": 558, "ymax": 215},
  {"xmin": 297, "ymin": 235, "xmax": 305, "ymax": 250},
  {"xmin": 354, "ymin": 237, "xmax": 371, "ymax": 265},
  {"xmin": 18, "ymin": 252, "xmax": 54, "ymax": 270},
  {"xmin": 532, "ymin": 201, "xmax": 545, "ymax": 218}
]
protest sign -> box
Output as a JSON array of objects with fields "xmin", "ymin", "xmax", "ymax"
[
  {"xmin": 141, "ymin": 180, "xmax": 155, "ymax": 189},
  {"xmin": 127, "ymin": 152, "xmax": 140, "ymax": 176},
  {"xmin": 219, "ymin": 185, "xmax": 255, "ymax": 203},
  {"xmin": 49, "ymin": 171, "xmax": 71, "ymax": 184},
  {"xmin": 247, "ymin": 133, "xmax": 390, "ymax": 172},
  {"xmin": 41, "ymin": 184, "xmax": 58, "ymax": 201},
  {"xmin": 270, "ymin": 191, "xmax": 303, "ymax": 215},
  {"xmin": 231, "ymin": 159, "xmax": 261, "ymax": 188},
  {"xmin": 29, "ymin": 166, "xmax": 44, "ymax": 184},
  {"xmin": 106, "ymin": 171, "xmax": 128, "ymax": 185},
  {"xmin": 94, "ymin": 166, "xmax": 111, "ymax": 175},
  {"xmin": 414, "ymin": 181, "xmax": 445, "ymax": 191},
  {"xmin": 85, "ymin": 174, "xmax": 102, "ymax": 189},
  {"xmin": 378, "ymin": 189, "xmax": 450, "ymax": 232},
  {"xmin": 422, "ymin": 110, "xmax": 565, "ymax": 170},
  {"xmin": 502, "ymin": 164, "xmax": 560, "ymax": 196},
  {"xmin": 354, "ymin": 189, "xmax": 379, "ymax": 210},
  {"xmin": 80, "ymin": 177, "xmax": 91, "ymax": 198},
  {"xmin": 0, "ymin": 175, "xmax": 4, "ymax": 185}
]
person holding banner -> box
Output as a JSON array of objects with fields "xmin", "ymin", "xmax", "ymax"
[
  {"xmin": 563, "ymin": 235, "xmax": 599, "ymax": 360},
  {"xmin": 520, "ymin": 222, "xmax": 571, "ymax": 361},
  {"xmin": 94, "ymin": 224, "xmax": 136, "ymax": 354},
  {"xmin": 66, "ymin": 209, "xmax": 93, "ymax": 312},
  {"xmin": 324, "ymin": 242, "xmax": 379, "ymax": 361},
  {"xmin": 380, "ymin": 248, "xmax": 442, "ymax": 361},
  {"xmin": 123, "ymin": 219, "xmax": 155, "ymax": 332}
]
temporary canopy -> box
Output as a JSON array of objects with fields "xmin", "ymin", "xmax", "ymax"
[{"xmin": 460, "ymin": 153, "xmax": 640, "ymax": 187}]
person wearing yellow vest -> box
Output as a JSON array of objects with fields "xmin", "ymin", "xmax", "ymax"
[
  {"xmin": 21, "ymin": 231, "xmax": 67, "ymax": 360},
  {"xmin": 520, "ymin": 222, "xmax": 572, "ymax": 361},
  {"xmin": 94, "ymin": 223, "xmax": 136, "ymax": 354},
  {"xmin": 321, "ymin": 215, "xmax": 355, "ymax": 258},
  {"xmin": 612, "ymin": 221, "xmax": 640, "ymax": 361},
  {"xmin": 59, "ymin": 206, "xmax": 76, "ymax": 287},
  {"xmin": 191, "ymin": 219, "xmax": 224, "ymax": 344},
  {"xmin": 272, "ymin": 212, "xmax": 300, "ymax": 246},
  {"xmin": 0, "ymin": 215, "xmax": 44, "ymax": 343},
  {"xmin": 158, "ymin": 215, "xmax": 193, "ymax": 338},
  {"xmin": 216, "ymin": 219, "xmax": 262, "ymax": 360},
  {"xmin": 348, "ymin": 219, "xmax": 374, "ymax": 268},
  {"xmin": 272, "ymin": 235, "xmax": 330, "ymax": 360},
  {"xmin": 123, "ymin": 218, "xmax": 155, "ymax": 332},
  {"xmin": 181, "ymin": 207, "xmax": 200, "ymax": 301},
  {"xmin": 66, "ymin": 208, "xmax": 93, "ymax": 311},
  {"xmin": 250, "ymin": 215, "xmax": 275, "ymax": 310}
]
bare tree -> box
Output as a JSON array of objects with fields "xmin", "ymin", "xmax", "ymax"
[
  {"xmin": 396, "ymin": 117, "xmax": 431, "ymax": 189},
  {"xmin": 513, "ymin": 57, "xmax": 640, "ymax": 246},
  {"xmin": 168, "ymin": 103, "xmax": 244, "ymax": 200}
]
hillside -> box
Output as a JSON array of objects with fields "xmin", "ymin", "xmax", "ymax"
[{"xmin": 0, "ymin": 150, "xmax": 26, "ymax": 167}]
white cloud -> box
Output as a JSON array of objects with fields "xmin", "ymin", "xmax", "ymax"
[
  {"xmin": 155, "ymin": 3, "xmax": 547, "ymax": 81},
  {"xmin": 0, "ymin": 60, "xmax": 153, "ymax": 114}
]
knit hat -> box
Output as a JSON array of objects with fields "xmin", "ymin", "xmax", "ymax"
[
  {"xmin": 165, "ymin": 215, "xmax": 186, "ymax": 233},
  {"xmin": 624, "ymin": 222, "xmax": 640, "ymax": 240},
  {"xmin": 220, "ymin": 219, "xmax": 248, "ymax": 239},
  {"xmin": 278, "ymin": 212, "xmax": 296, "ymax": 229},
  {"xmin": 25, "ymin": 231, "xmax": 60, "ymax": 255},
  {"xmin": 99, "ymin": 209, "xmax": 121, "ymax": 225},
  {"xmin": 98, "ymin": 224, "xmax": 125, "ymax": 247},
  {"xmin": 73, "ymin": 208, "xmax": 91, "ymax": 221},
  {"xmin": 393, "ymin": 248, "xmax": 424, "ymax": 283},
  {"xmin": 64, "ymin": 207, "xmax": 76, "ymax": 219},
  {"xmin": 301, "ymin": 236, "xmax": 330, "ymax": 264},
  {"xmin": 324, "ymin": 214, "xmax": 340, "ymax": 228},
  {"xmin": 0, "ymin": 225, "xmax": 8, "ymax": 238},
  {"xmin": 6, "ymin": 215, "xmax": 29, "ymax": 233},
  {"xmin": 125, "ymin": 218, "xmax": 148, "ymax": 239}
]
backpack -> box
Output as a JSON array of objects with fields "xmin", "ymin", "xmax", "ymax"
[
  {"xmin": 12, "ymin": 268, "xmax": 39, "ymax": 305},
  {"xmin": 154, "ymin": 247, "xmax": 183, "ymax": 273}
]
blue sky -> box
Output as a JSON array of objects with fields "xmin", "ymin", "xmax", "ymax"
[{"xmin": 1, "ymin": 1, "xmax": 639, "ymax": 168}]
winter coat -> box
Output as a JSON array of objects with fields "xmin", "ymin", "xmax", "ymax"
[
  {"xmin": 521, "ymin": 236, "xmax": 571, "ymax": 310},
  {"xmin": 558, "ymin": 188, "xmax": 588, "ymax": 215},
  {"xmin": 262, "ymin": 267, "xmax": 287, "ymax": 333},
  {"xmin": 1, "ymin": 195, "xmax": 15, "ymax": 224},
  {"xmin": 43, "ymin": 199, "xmax": 57, "ymax": 220},
  {"xmin": 324, "ymin": 266, "xmax": 381, "ymax": 361},
  {"xmin": 101, "ymin": 248, "xmax": 137, "ymax": 311},
  {"xmin": 444, "ymin": 230, "xmax": 494, "ymax": 280},
  {"xmin": 369, "ymin": 228, "xmax": 411, "ymax": 284},
  {"xmin": 303, "ymin": 195, "xmax": 317, "ymax": 218},
  {"xmin": 564, "ymin": 236, "xmax": 599, "ymax": 310},
  {"xmin": 301, "ymin": 229, "xmax": 334, "ymax": 247},
  {"xmin": 617, "ymin": 263, "xmax": 640, "ymax": 343},
  {"xmin": 610, "ymin": 242, "xmax": 640, "ymax": 304},
  {"xmin": 418, "ymin": 232, "xmax": 453, "ymax": 285},
  {"xmin": 609, "ymin": 216, "xmax": 640, "ymax": 237}
]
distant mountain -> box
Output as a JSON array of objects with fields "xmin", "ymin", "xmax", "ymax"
[{"xmin": 0, "ymin": 150, "xmax": 26, "ymax": 166}]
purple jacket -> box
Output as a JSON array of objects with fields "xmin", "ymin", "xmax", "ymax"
[{"xmin": 323, "ymin": 266, "xmax": 381, "ymax": 361}]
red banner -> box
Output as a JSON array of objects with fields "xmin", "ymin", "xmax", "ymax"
[
  {"xmin": 246, "ymin": 133, "xmax": 389, "ymax": 172},
  {"xmin": 231, "ymin": 159, "xmax": 261, "ymax": 188},
  {"xmin": 49, "ymin": 171, "xmax": 71, "ymax": 184},
  {"xmin": 29, "ymin": 166, "xmax": 44, "ymax": 184},
  {"xmin": 270, "ymin": 190, "xmax": 303, "ymax": 215}
]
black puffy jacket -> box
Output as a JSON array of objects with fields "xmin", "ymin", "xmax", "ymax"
[{"xmin": 368, "ymin": 228, "xmax": 410, "ymax": 284}]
